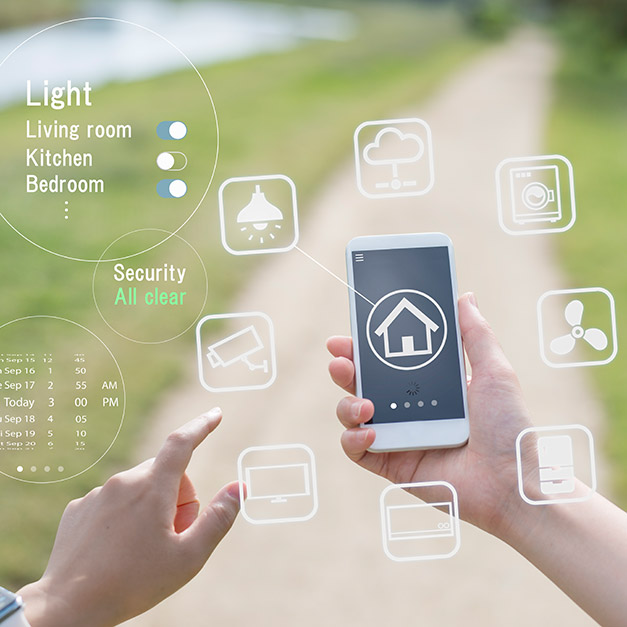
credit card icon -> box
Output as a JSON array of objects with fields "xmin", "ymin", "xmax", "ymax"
[
  {"xmin": 379, "ymin": 481, "xmax": 461, "ymax": 562},
  {"xmin": 386, "ymin": 501, "xmax": 454, "ymax": 542}
]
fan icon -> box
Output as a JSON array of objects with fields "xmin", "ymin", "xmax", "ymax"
[{"xmin": 550, "ymin": 300, "xmax": 608, "ymax": 355}]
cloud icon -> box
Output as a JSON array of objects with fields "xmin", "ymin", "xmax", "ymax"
[{"xmin": 363, "ymin": 127, "xmax": 425, "ymax": 166}]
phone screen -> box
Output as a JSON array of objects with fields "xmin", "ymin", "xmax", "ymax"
[{"xmin": 351, "ymin": 245, "xmax": 465, "ymax": 424}]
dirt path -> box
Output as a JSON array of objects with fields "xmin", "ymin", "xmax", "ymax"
[{"xmin": 124, "ymin": 31, "xmax": 603, "ymax": 626}]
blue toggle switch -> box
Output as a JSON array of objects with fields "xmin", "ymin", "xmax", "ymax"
[
  {"xmin": 157, "ymin": 179, "xmax": 187, "ymax": 198},
  {"xmin": 156, "ymin": 121, "xmax": 187, "ymax": 140}
]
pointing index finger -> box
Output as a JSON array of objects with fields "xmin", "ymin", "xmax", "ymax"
[{"xmin": 152, "ymin": 408, "xmax": 222, "ymax": 490}]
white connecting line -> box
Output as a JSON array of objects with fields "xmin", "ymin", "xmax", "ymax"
[{"xmin": 295, "ymin": 246, "xmax": 375, "ymax": 307}]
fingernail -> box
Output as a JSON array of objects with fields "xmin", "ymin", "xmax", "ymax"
[
  {"xmin": 352, "ymin": 401, "xmax": 363, "ymax": 419},
  {"xmin": 468, "ymin": 292, "xmax": 478, "ymax": 308},
  {"xmin": 360, "ymin": 428, "xmax": 371, "ymax": 443},
  {"xmin": 204, "ymin": 407, "xmax": 222, "ymax": 419}
]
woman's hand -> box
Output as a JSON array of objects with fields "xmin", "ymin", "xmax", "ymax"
[
  {"xmin": 327, "ymin": 293, "xmax": 534, "ymax": 538},
  {"xmin": 19, "ymin": 409, "xmax": 240, "ymax": 627}
]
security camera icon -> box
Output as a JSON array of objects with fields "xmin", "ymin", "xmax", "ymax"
[
  {"xmin": 196, "ymin": 312, "xmax": 276, "ymax": 392},
  {"xmin": 206, "ymin": 325, "xmax": 269, "ymax": 374}
]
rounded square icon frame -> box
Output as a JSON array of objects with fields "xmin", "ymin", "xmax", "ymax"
[
  {"xmin": 495, "ymin": 154, "xmax": 576, "ymax": 236},
  {"xmin": 537, "ymin": 287, "xmax": 618, "ymax": 368},
  {"xmin": 237, "ymin": 443, "xmax": 318, "ymax": 525},
  {"xmin": 354, "ymin": 117, "xmax": 435, "ymax": 199},
  {"xmin": 515, "ymin": 424, "xmax": 597, "ymax": 506},
  {"xmin": 379, "ymin": 480, "xmax": 461, "ymax": 562},
  {"xmin": 218, "ymin": 174, "xmax": 299, "ymax": 256},
  {"xmin": 195, "ymin": 311, "xmax": 277, "ymax": 393}
]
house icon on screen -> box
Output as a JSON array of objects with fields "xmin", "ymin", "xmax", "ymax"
[{"xmin": 374, "ymin": 297, "xmax": 440, "ymax": 359}]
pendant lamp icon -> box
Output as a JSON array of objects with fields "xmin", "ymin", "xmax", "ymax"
[
  {"xmin": 219, "ymin": 174, "xmax": 299, "ymax": 256},
  {"xmin": 550, "ymin": 300, "xmax": 608, "ymax": 355},
  {"xmin": 237, "ymin": 185, "xmax": 283, "ymax": 245}
]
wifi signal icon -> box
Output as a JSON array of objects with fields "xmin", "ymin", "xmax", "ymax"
[{"xmin": 537, "ymin": 288, "xmax": 618, "ymax": 369}]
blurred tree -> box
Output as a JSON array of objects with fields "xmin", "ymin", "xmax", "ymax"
[
  {"xmin": 0, "ymin": 0, "xmax": 79, "ymax": 30},
  {"xmin": 454, "ymin": 0, "xmax": 520, "ymax": 38},
  {"xmin": 548, "ymin": 0, "xmax": 627, "ymax": 43}
]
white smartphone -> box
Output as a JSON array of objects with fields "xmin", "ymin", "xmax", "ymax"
[{"xmin": 346, "ymin": 232, "xmax": 469, "ymax": 451}]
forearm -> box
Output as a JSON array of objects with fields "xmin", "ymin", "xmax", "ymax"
[
  {"xmin": 499, "ymin": 490, "xmax": 627, "ymax": 627},
  {"xmin": 18, "ymin": 580, "xmax": 87, "ymax": 627},
  {"xmin": 19, "ymin": 580, "xmax": 62, "ymax": 627}
]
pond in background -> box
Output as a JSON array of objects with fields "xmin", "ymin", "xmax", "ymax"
[{"xmin": 0, "ymin": 0, "xmax": 356, "ymax": 108}]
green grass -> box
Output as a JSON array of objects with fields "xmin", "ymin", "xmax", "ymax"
[
  {"xmin": 0, "ymin": 0, "xmax": 79, "ymax": 30},
  {"xmin": 0, "ymin": 2, "xmax": 485, "ymax": 587},
  {"xmin": 548, "ymin": 43, "xmax": 627, "ymax": 504}
]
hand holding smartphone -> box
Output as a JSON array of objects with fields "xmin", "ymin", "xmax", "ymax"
[{"xmin": 346, "ymin": 232, "xmax": 469, "ymax": 451}]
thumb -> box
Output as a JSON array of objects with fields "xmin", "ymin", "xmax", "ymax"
[
  {"xmin": 180, "ymin": 481, "xmax": 242, "ymax": 557},
  {"xmin": 458, "ymin": 292, "xmax": 512, "ymax": 376}
]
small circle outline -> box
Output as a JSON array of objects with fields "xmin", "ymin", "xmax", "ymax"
[
  {"xmin": 366, "ymin": 289, "xmax": 448, "ymax": 371},
  {"xmin": 92, "ymin": 228, "xmax": 208, "ymax": 345},
  {"xmin": 522, "ymin": 181, "xmax": 550, "ymax": 211}
]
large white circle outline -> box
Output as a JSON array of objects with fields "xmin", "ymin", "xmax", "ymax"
[
  {"xmin": 0, "ymin": 17, "xmax": 219, "ymax": 263},
  {"xmin": 366, "ymin": 289, "xmax": 448, "ymax": 371}
]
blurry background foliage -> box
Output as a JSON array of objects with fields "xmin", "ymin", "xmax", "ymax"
[
  {"xmin": 0, "ymin": 1, "xmax": 80, "ymax": 29},
  {"xmin": 1, "ymin": 0, "xmax": 627, "ymax": 585},
  {"xmin": 0, "ymin": 0, "xmax": 484, "ymax": 587},
  {"xmin": 456, "ymin": 0, "xmax": 521, "ymax": 39}
]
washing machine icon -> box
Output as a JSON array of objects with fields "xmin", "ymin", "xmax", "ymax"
[{"xmin": 510, "ymin": 164, "xmax": 562, "ymax": 224}]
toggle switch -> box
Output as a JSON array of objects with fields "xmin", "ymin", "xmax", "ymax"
[
  {"xmin": 156, "ymin": 120, "xmax": 187, "ymax": 140},
  {"xmin": 156, "ymin": 151, "xmax": 187, "ymax": 171},
  {"xmin": 157, "ymin": 179, "xmax": 187, "ymax": 198}
]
